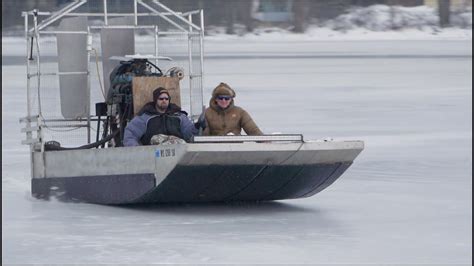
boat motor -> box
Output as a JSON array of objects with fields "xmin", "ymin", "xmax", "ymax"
[{"xmin": 103, "ymin": 58, "xmax": 163, "ymax": 147}]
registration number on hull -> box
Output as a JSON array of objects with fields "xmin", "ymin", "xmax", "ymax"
[{"xmin": 155, "ymin": 148, "xmax": 176, "ymax": 158}]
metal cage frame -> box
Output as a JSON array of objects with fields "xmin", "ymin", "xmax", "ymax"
[{"xmin": 20, "ymin": 0, "xmax": 205, "ymax": 153}]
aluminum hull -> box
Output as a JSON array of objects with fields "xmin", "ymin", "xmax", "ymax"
[{"xmin": 31, "ymin": 141, "xmax": 363, "ymax": 204}]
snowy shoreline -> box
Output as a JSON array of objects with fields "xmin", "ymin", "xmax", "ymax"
[{"xmin": 2, "ymin": 4, "xmax": 471, "ymax": 42}]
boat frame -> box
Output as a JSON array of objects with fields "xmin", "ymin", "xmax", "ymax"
[{"xmin": 19, "ymin": 0, "xmax": 364, "ymax": 204}]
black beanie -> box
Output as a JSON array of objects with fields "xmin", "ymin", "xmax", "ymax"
[{"xmin": 153, "ymin": 87, "xmax": 171, "ymax": 102}]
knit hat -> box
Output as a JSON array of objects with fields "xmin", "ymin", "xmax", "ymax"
[
  {"xmin": 153, "ymin": 87, "xmax": 170, "ymax": 102},
  {"xmin": 212, "ymin": 82, "xmax": 236, "ymax": 98}
]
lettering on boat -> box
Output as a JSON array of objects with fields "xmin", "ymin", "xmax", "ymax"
[{"xmin": 155, "ymin": 148, "xmax": 176, "ymax": 158}]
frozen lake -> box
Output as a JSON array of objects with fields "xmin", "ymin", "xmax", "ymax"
[{"xmin": 2, "ymin": 39, "xmax": 472, "ymax": 264}]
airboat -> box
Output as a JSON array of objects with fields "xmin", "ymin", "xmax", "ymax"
[{"xmin": 20, "ymin": 0, "xmax": 364, "ymax": 204}]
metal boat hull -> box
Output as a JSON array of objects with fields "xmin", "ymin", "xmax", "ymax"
[{"xmin": 31, "ymin": 141, "xmax": 363, "ymax": 204}]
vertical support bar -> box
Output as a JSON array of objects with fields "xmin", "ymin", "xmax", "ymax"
[
  {"xmin": 25, "ymin": 12, "xmax": 34, "ymax": 178},
  {"xmin": 187, "ymin": 14, "xmax": 194, "ymax": 118},
  {"xmin": 38, "ymin": 116, "xmax": 44, "ymax": 153},
  {"xmin": 86, "ymin": 28, "xmax": 92, "ymax": 143},
  {"xmin": 134, "ymin": 0, "xmax": 138, "ymax": 26},
  {"xmin": 33, "ymin": 10, "xmax": 42, "ymax": 117},
  {"xmin": 25, "ymin": 13, "xmax": 31, "ymax": 125},
  {"xmin": 38, "ymin": 116, "xmax": 46, "ymax": 179},
  {"xmin": 33, "ymin": 10, "xmax": 45, "ymax": 164},
  {"xmin": 103, "ymin": 0, "xmax": 108, "ymax": 25},
  {"xmin": 199, "ymin": 9, "xmax": 205, "ymax": 113},
  {"xmin": 154, "ymin": 25, "xmax": 159, "ymax": 66}
]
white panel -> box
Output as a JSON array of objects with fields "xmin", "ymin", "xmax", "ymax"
[
  {"xmin": 57, "ymin": 16, "xmax": 88, "ymax": 119},
  {"xmin": 100, "ymin": 17, "xmax": 135, "ymax": 95}
]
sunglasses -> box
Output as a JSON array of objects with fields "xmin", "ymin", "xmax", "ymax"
[
  {"xmin": 217, "ymin": 96, "xmax": 232, "ymax": 101},
  {"xmin": 158, "ymin": 97, "xmax": 169, "ymax": 101}
]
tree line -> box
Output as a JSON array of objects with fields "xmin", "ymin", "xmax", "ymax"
[{"xmin": 2, "ymin": 0, "xmax": 463, "ymax": 34}]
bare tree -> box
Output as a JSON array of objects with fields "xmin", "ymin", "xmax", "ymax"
[
  {"xmin": 292, "ymin": 0, "xmax": 310, "ymax": 33},
  {"xmin": 438, "ymin": 0, "xmax": 451, "ymax": 27},
  {"xmin": 225, "ymin": 1, "xmax": 236, "ymax": 34},
  {"xmin": 241, "ymin": 0, "xmax": 254, "ymax": 33}
]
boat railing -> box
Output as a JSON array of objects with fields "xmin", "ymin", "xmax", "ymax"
[{"xmin": 192, "ymin": 135, "xmax": 304, "ymax": 143}]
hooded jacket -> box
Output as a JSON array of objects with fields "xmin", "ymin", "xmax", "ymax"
[
  {"xmin": 202, "ymin": 83, "xmax": 263, "ymax": 136},
  {"xmin": 123, "ymin": 101, "xmax": 197, "ymax": 146}
]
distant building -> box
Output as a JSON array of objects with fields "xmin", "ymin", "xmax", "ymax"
[{"xmin": 251, "ymin": 0, "xmax": 293, "ymax": 22}]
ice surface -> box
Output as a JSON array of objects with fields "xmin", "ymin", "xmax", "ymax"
[{"xmin": 2, "ymin": 35, "xmax": 472, "ymax": 264}]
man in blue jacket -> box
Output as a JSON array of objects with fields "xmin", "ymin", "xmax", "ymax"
[{"xmin": 123, "ymin": 87, "xmax": 197, "ymax": 146}]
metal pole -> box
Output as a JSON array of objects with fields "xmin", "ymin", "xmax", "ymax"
[
  {"xmin": 89, "ymin": 25, "xmax": 157, "ymax": 29},
  {"xmin": 33, "ymin": 0, "xmax": 86, "ymax": 32},
  {"xmin": 157, "ymin": 31, "xmax": 199, "ymax": 35},
  {"xmin": 28, "ymin": 11, "xmax": 184, "ymax": 17},
  {"xmin": 33, "ymin": 10, "xmax": 45, "ymax": 157},
  {"xmin": 38, "ymin": 117, "xmax": 45, "ymax": 167},
  {"xmin": 199, "ymin": 9, "xmax": 205, "ymax": 113},
  {"xmin": 86, "ymin": 28, "xmax": 92, "ymax": 144},
  {"xmin": 134, "ymin": 0, "xmax": 138, "ymax": 25},
  {"xmin": 187, "ymin": 14, "xmax": 194, "ymax": 118},
  {"xmin": 25, "ymin": 12, "xmax": 35, "ymax": 178},
  {"xmin": 33, "ymin": 10, "xmax": 42, "ymax": 117},
  {"xmin": 154, "ymin": 26, "xmax": 159, "ymax": 67},
  {"xmin": 25, "ymin": 13, "xmax": 31, "ymax": 124},
  {"xmin": 151, "ymin": 0, "xmax": 201, "ymax": 31},
  {"xmin": 103, "ymin": 0, "xmax": 108, "ymax": 25},
  {"xmin": 182, "ymin": 10, "xmax": 201, "ymax": 16},
  {"xmin": 137, "ymin": 0, "xmax": 187, "ymax": 32},
  {"xmin": 38, "ymin": 30, "xmax": 89, "ymax": 35}
]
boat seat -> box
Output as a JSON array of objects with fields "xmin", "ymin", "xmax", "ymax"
[{"xmin": 131, "ymin": 76, "xmax": 181, "ymax": 115}]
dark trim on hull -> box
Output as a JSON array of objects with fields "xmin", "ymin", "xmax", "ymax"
[
  {"xmin": 32, "ymin": 174, "xmax": 156, "ymax": 204},
  {"xmin": 133, "ymin": 163, "xmax": 351, "ymax": 203},
  {"xmin": 31, "ymin": 163, "xmax": 352, "ymax": 204},
  {"xmin": 264, "ymin": 162, "xmax": 352, "ymax": 200},
  {"xmin": 301, "ymin": 163, "xmax": 352, "ymax": 198}
]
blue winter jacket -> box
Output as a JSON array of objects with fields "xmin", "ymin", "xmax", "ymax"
[{"xmin": 123, "ymin": 102, "xmax": 197, "ymax": 146}]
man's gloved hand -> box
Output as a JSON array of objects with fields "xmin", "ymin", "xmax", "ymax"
[{"xmin": 194, "ymin": 113, "xmax": 206, "ymax": 130}]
